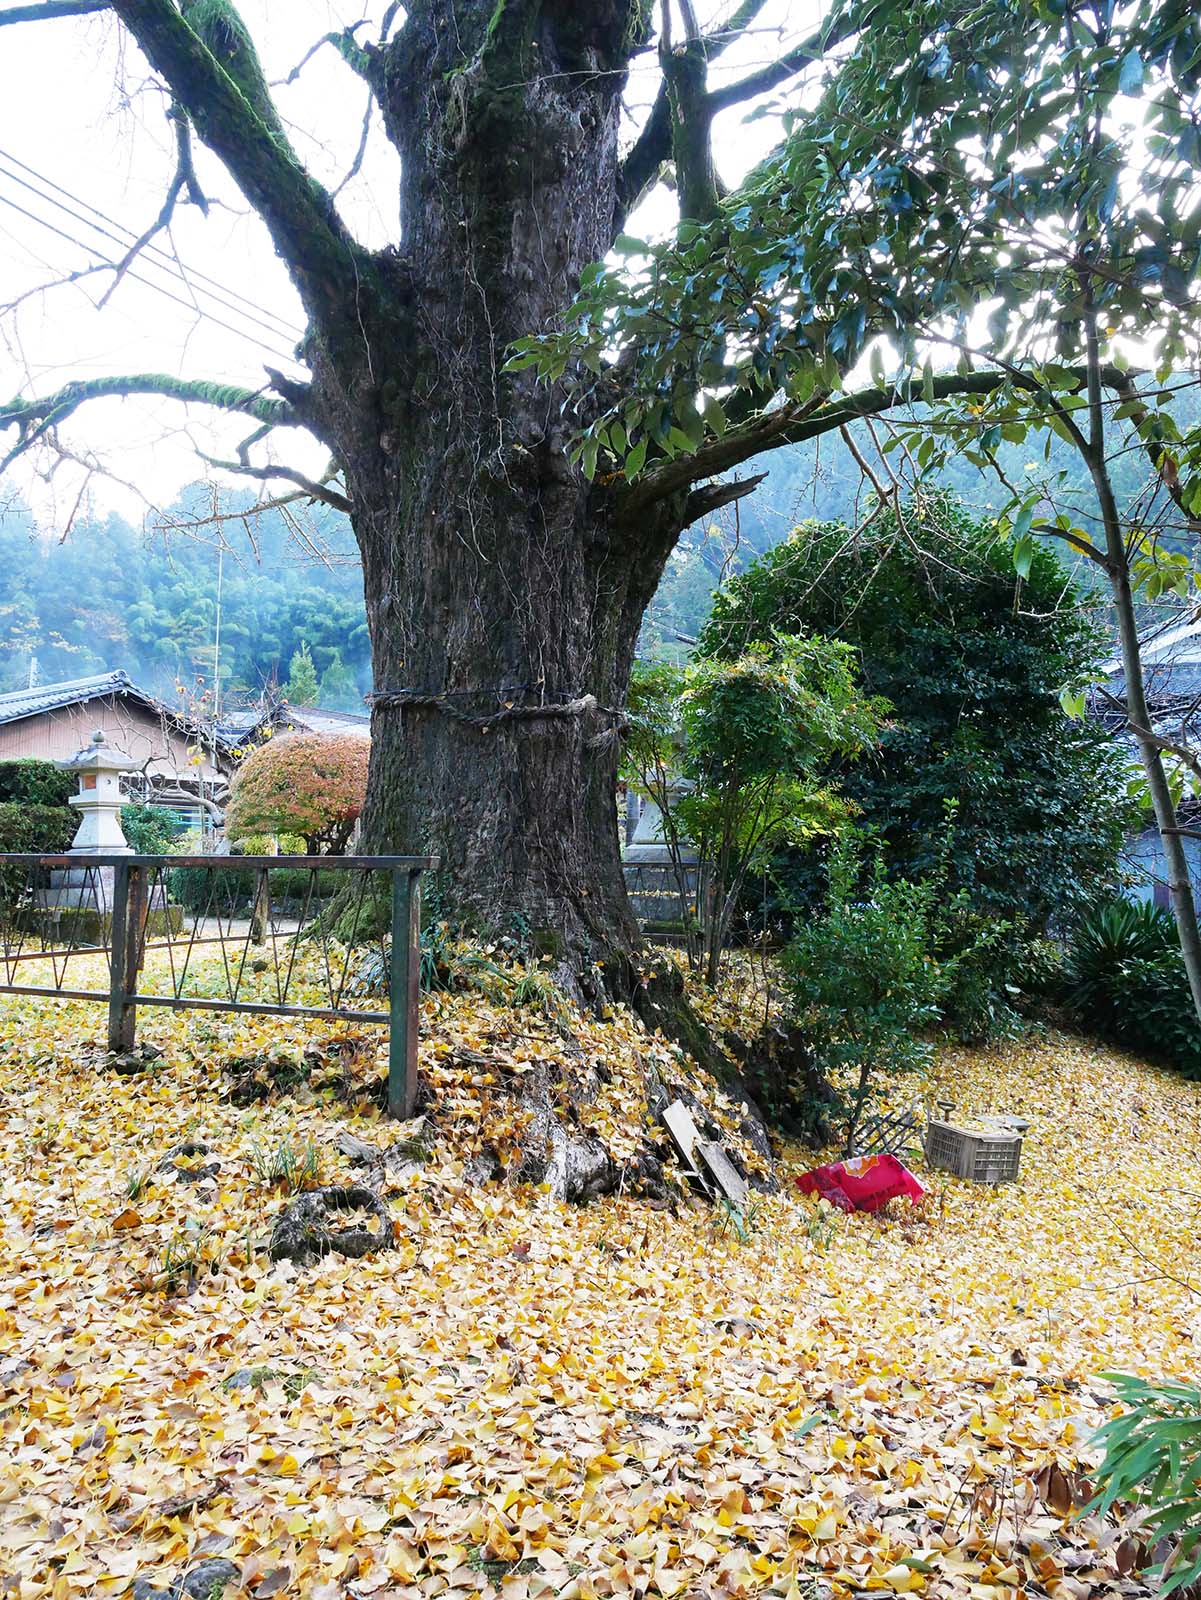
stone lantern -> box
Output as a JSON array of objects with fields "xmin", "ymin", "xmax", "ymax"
[
  {"xmin": 36, "ymin": 732, "xmax": 140, "ymax": 935},
  {"xmin": 61, "ymin": 730, "xmax": 139, "ymax": 855}
]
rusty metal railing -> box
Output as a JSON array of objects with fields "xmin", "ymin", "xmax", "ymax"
[{"xmin": 0, "ymin": 853, "xmax": 436, "ymax": 1119}]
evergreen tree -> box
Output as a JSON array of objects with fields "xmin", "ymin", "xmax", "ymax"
[
  {"xmin": 318, "ymin": 651, "xmax": 361, "ymax": 714},
  {"xmin": 284, "ymin": 641, "xmax": 318, "ymax": 706},
  {"xmin": 702, "ymin": 496, "xmax": 1134, "ymax": 935}
]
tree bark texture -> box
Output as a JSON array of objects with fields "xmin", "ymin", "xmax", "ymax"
[{"xmin": 316, "ymin": 2, "xmax": 681, "ymax": 970}]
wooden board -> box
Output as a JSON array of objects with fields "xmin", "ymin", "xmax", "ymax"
[
  {"xmin": 660, "ymin": 1100, "xmax": 714, "ymax": 1196},
  {"xmin": 661, "ymin": 1099, "xmax": 703, "ymax": 1167},
  {"xmin": 696, "ymin": 1140, "xmax": 749, "ymax": 1209}
]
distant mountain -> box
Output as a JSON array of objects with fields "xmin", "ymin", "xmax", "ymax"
[
  {"xmin": 4, "ymin": 383, "xmax": 1192, "ymax": 696},
  {"xmin": 0, "ymin": 486, "xmax": 370, "ymax": 714}
]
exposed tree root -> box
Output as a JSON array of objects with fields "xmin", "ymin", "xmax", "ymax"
[{"xmin": 269, "ymin": 1184, "xmax": 393, "ymax": 1268}]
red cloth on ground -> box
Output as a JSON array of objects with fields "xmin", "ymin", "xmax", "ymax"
[{"xmin": 795, "ymin": 1152, "xmax": 925, "ymax": 1213}]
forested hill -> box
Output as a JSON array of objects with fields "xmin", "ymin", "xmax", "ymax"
[
  {"xmin": 641, "ymin": 388, "xmax": 1201, "ymax": 657},
  {"xmin": 0, "ymin": 488, "xmax": 370, "ymax": 710},
  {"xmin": 0, "ymin": 389, "xmax": 1190, "ymax": 703}
]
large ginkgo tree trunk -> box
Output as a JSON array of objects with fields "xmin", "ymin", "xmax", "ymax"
[{"xmin": 1, "ymin": 0, "xmax": 793, "ymax": 998}]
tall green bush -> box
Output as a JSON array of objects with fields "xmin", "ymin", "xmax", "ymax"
[
  {"xmin": 0, "ymin": 803, "xmax": 78, "ymax": 913},
  {"xmin": 0, "ymin": 760, "xmax": 76, "ymax": 809},
  {"xmin": 624, "ymin": 636, "xmax": 883, "ymax": 982},
  {"xmin": 120, "ymin": 804, "xmax": 179, "ymax": 855},
  {"xmin": 1066, "ymin": 900, "xmax": 1201, "ymax": 1076},
  {"xmin": 782, "ymin": 851, "xmax": 947, "ymax": 1154},
  {"xmin": 0, "ymin": 802, "xmax": 76, "ymax": 854},
  {"xmin": 701, "ymin": 496, "xmax": 1133, "ymax": 936}
]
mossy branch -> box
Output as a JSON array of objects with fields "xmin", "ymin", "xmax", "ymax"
[
  {"xmin": 0, "ymin": 375, "xmax": 300, "ymax": 473},
  {"xmin": 0, "ymin": 1, "xmax": 108, "ymax": 21},
  {"xmin": 110, "ymin": 0, "xmax": 373, "ymax": 333}
]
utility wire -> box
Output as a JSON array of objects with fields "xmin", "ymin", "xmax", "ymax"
[
  {"xmin": 0, "ymin": 146, "xmax": 305, "ymax": 340},
  {"xmin": 0, "ymin": 191, "xmax": 299, "ymax": 364},
  {"xmin": 0, "ymin": 150, "xmax": 305, "ymax": 347},
  {"xmin": 0, "ymin": 170, "xmax": 301, "ymax": 358}
]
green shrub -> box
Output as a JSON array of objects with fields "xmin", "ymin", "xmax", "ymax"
[
  {"xmin": 1065, "ymin": 899, "xmax": 1201, "ymax": 1074},
  {"xmin": 1067, "ymin": 899, "xmax": 1176, "ymax": 1024},
  {"xmin": 0, "ymin": 759, "xmax": 76, "ymax": 808},
  {"xmin": 702, "ymin": 498, "xmax": 1134, "ymax": 940},
  {"xmin": 0, "ymin": 803, "xmax": 77, "ymax": 913},
  {"xmin": 1105, "ymin": 955, "xmax": 1201, "ymax": 1077},
  {"xmin": 1088, "ymin": 1374, "xmax": 1201, "ymax": 1594},
  {"xmin": 782, "ymin": 853, "xmax": 946, "ymax": 1153},
  {"xmin": 927, "ymin": 896, "xmax": 1021, "ymax": 1044},
  {"xmin": 266, "ymin": 867, "xmax": 341, "ymax": 904},
  {"xmin": 0, "ymin": 802, "xmax": 76, "ymax": 854},
  {"xmin": 120, "ymin": 804, "xmax": 179, "ymax": 855},
  {"xmin": 165, "ymin": 835, "xmax": 255, "ymax": 916}
]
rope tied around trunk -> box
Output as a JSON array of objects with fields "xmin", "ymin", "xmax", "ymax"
[{"xmin": 368, "ymin": 687, "xmax": 629, "ymax": 742}]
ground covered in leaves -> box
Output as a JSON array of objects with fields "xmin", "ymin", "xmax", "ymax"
[{"xmin": 0, "ymin": 958, "xmax": 1198, "ymax": 1600}]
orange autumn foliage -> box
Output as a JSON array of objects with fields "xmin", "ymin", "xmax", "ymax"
[{"xmin": 226, "ymin": 733, "xmax": 369, "ymax": 854}]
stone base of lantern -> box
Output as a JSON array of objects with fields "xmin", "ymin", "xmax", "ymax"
[{"xmin": 32, "ymin": 865, "xmax": 180, "ymax": 947}]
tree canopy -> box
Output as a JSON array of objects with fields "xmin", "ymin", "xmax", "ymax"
[
  {"xmin": 703, "ymin": 495, "xmax": 1136, "ymax": 933},
  {"xmin": 2, "ymin": 0, "xmax": 1199, "ymax": 1000},
  {"xmin": 225, "ymin": 732, "xmax": 368, "ymax": 855}
]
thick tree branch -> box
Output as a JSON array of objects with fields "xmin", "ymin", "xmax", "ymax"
[
  {"xmin": 627, "ymin": 362, "xmax": 1139, "ymax": 511},
  {"xmin": 0, "ymin": 0, "xmax": 106, "ymax": 21},
  {"xmin": 110, "ymin": 0, "xmax": 372, "ymax": 333},
  {"xmin": 1097, "ymin": 687, "xmax": 1201, "ymax": 788},
  {"xmin": 626, "ymin": 372, "xmax": 1017, "ymax": 509},
  {"xmin": 0, "ymin": 374, "xmax": 301, "ymax": 473},
  {"xmin": 660, "ymin": 1, "xmax": 723, "ymax": 224},
  {"xmin": 616, "ymin": 0, "xmax": 770, "ymax": 228},
  {"xmin": 681, "ymin": 471, "xmax": 766, "ymax": 528},
  {"xmin": 707, "ymin": 4, "xmax": 881, "ymax": 112}
]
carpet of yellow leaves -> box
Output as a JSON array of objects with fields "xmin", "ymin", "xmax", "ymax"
[{"xmin": 0, "ymin": 966, "xmax": 1197, "ymax": 1600}]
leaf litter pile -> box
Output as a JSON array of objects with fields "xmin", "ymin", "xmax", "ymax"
[{"xmin": 0, "ymin": 956, "xmax": 1198, "ymax": 1600}]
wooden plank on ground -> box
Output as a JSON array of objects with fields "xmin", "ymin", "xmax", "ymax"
[
  {"xmin": 696, "ymin": 1141, "xmax": 749, "ymax": 1209},
  {"xmin": 660, "ymin": 1099, "xmax": 714, "ymax": 1196},
  {"xmin": 662, "ymin": 1099, "xmax": 703, "ymax": 1166}
]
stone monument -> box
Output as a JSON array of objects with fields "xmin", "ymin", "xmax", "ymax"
[{"xmin": 37, "ymin": 731, "xmax": 139, "ymax": 939}]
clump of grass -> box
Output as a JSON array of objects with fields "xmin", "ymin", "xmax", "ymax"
[
  {"xmin": 124, "ymin": 1162, "xmax": 154, "ymax": 1202},
  {"xmin": 222, "ymin": 1365, "xmax": 319, "ymax": 1400},
  {"xmin": 148, "ymin": 1218, "xmax": 219, "ymax": 1292},
  {"xmin": 510, "ymin": 966, "xmax": 568, "ymax": 1021},
  {"xmin": 710, "ymin": 1195, "xmax": 766, "ymax": 1245},
  {"xmin": 805, "ymin": 1200, "xmax": 840, "ymax": 1251},
  {"xmin": 247, "ymin": 1136, "xmax": 321, "ymax": 1192}
]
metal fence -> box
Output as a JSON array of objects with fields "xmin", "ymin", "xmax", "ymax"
[{"xmin": 0, "ymin": 853, "xmax": 434, "ymax": 1119}]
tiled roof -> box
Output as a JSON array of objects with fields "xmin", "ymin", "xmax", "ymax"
[
  {"xmin": 0, "ymin": 669, "xmax": 150, "ymax": 726},
  {"xmin": 286, "ymin": 706, "xmax": 371, "ymax": 737}
]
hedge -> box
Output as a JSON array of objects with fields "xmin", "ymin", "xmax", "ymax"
[
  {"xmin": 0, "ymin": 803, "xmax": 77, "ymax": 909},
  {"xmin": 0, "ymin": 802, "xmax": 76, "ymax": 855},
  {"xmin": 0, "ymin": 760, "xmax": 77, "ymax": 809}
]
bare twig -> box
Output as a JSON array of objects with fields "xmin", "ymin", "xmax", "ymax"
[{"xmin": 98, "ymin": 105, "xmax": 208, "ymax": 310}]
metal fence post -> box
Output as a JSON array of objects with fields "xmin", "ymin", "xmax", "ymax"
[
  {"xmin": 106, "ymin": 860, "xmax": 136, "ymax": 1053},
  {"xmin": 388, "ymin": 867, "xmax": 421, "ymax": 1120}
]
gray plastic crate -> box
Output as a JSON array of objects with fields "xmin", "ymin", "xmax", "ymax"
[{"xmin": 924, "ymin": 1119, "xmax": 1022, "ymax": 1183}]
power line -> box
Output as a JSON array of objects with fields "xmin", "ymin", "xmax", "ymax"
[
  {"xmin": 0, "ymin": 171, "xmax": 301, "ymax": 359},
  {"xmin": 0, "ymin": 190, "xmax": 299, "ymax": 364},
  {"xmin": 0, "ymin": 146, "xmax": 306, "ymax": 341},
  {"xmin": 0, "ymin": 153, "xmax": 306, "ymax": 353}
]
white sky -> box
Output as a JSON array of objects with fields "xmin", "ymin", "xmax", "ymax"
[{"xmin": 0, "ymin": 0, "xmax": 821, "ymax": 530}]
